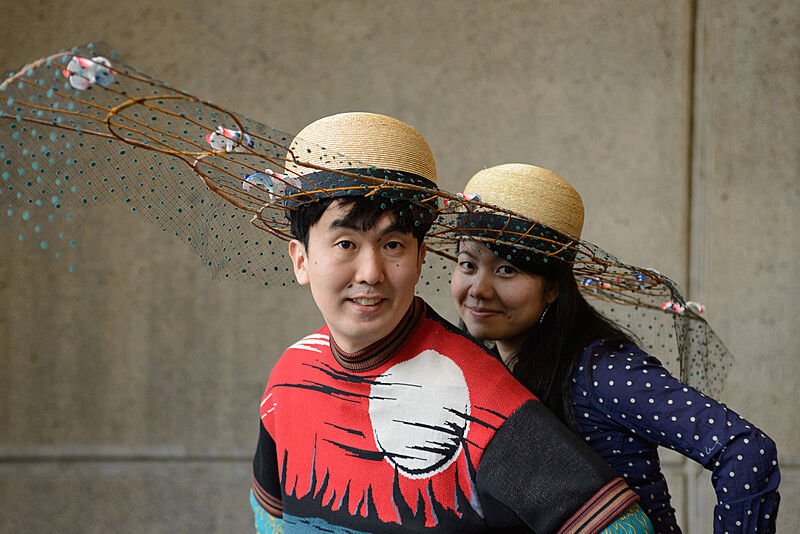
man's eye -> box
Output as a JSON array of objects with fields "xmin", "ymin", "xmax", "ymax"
[
  {"xmin": 336, "ymin": 241, "xmax": 354, "ymax": 250},
  {"xmin": 385, "ymin": 241, "xmax": 403, "ymax": 250}
]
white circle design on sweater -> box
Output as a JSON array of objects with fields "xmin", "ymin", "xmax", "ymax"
[{"xmin": 369, "ymin": 350, "xmax": 470, "ymax": 479}]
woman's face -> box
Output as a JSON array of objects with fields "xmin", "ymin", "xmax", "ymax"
[{"xmin": 450, "ymin": 239, "xmax": 558, "ymax": 345}]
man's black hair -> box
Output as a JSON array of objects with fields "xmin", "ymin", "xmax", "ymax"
[{"xmin": 289, "ymin": 196, "xmax": 434, "ymax": 250}]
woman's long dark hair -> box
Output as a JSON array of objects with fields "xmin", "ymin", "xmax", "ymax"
[{"xmin": 509, "ymin": 261, "xmax": 637, "ymax": 432}]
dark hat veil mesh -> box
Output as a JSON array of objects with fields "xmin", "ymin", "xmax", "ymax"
[{"xmin": 1, "ymin": 45, "xmax": 732, "ymax": 395}]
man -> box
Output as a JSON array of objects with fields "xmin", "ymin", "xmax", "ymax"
[{"xmin": 250, "ymin": 112, "xmax": 652, "ymax": 533}]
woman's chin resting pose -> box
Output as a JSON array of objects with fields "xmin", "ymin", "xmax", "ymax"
[{"xmin": 451, "ymin": 163, "xmax": 780, "ymax": 534}]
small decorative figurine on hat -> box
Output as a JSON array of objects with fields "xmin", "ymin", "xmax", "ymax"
[
  {"xmin": 62, "ymin": 55, "xmax": 114, "ymax": 90},
  {"xmin": 206, "ymin": 125, "xmax": 255, "ymax": 153},
  {"xmin": 242, "ymin": 168, "xmax": 287, "ymax": 198}
]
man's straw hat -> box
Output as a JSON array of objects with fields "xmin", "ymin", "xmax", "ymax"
[
  {"xmin": 286, "ymin": 112, "xmax": 437, "ymax": 185},
  {"xmin": 280, "ymin": 112, "xmax": 438, "ymax": 210}
]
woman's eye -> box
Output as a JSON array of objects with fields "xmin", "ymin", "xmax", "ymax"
[
  {"xmin": 458, "ymin": 261, "xmax": 475, "ymax": 272},
  {"xmin": 497, "ymin": 265, "xmax": 517, "ymax": 275},
  {"xmin": 336, "ymin": 240, "xmax": 354, "ymax": 250}
]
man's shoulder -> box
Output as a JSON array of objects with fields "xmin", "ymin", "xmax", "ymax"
[
  {"xmin": 268, "ymin": 325, "xmax": 330, "ymax": 377},
  {"xmin": 282, "ymin": 326, "xmax": 331, "ymax": 356},
  {"xmin": 418, "ymin": 299, "xmax": 494, "ymax": 355}
]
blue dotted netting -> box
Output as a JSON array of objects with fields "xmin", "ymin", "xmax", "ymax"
[
  {"xmin": 0, "ymin": 45, "xmax": 455, "ymax": 290},
  {"xmin": 0, "ymin": 45, "xmax": 318, "ymax": 286},
  {"xmin": 0, "ymin": 44, "xmax": 732, "ymax": 395}
]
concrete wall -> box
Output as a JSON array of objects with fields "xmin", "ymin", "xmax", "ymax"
[{"xmin": 0, "ymin": 1, "xmax": 796, "ymax": 532}]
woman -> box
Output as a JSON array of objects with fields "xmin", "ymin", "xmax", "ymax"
[{"xmin": 450, "ymin": 163, "xmax": 780, "ymax": 534}]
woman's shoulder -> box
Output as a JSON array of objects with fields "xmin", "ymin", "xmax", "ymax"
[
  {"xmin": 578, "ymin": 339, "xmax": 665, "ymax": 368},
  {"xmin": 573, "ymin": 339, "xmax": 670, "ymax": 398}
]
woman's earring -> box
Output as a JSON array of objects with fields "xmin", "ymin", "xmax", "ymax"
[{"xmin": 538, "ymin": 303, "xmax": 551, "ymax": 326}]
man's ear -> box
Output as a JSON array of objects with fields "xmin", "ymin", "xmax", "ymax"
[
  {"xmin": 288, "ymin": 239, "xmax": 310, "ymax": 285},
  {"xmin": 415, "ymin": 242, "xmax": 427, "ymax": 279}
]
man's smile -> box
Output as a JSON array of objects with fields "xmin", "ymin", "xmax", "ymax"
[{"xmin": 350, "ymin": 296, "xmax": 385, "ymax": 306}]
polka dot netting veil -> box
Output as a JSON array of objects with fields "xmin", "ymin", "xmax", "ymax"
[{"xmin": 1, "ymin": 45, "xmax": 732, "ymax": 396}]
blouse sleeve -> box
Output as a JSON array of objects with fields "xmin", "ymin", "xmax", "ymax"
[{"xmin": 580, "ymin": 343, "xmax": 780, "ymax": 534}]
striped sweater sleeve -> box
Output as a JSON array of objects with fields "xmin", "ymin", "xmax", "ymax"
[{"xmin": 252, "ymin": 422, "xmax": 283, "ymax": 518}]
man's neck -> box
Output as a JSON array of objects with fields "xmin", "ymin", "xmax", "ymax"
[{"xmin": 329, "ymin": 298, "xmax": 424, "ymax": 372}]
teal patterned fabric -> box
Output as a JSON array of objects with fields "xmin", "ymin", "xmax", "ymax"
[
  {"xmin": 250, "ymin": 490, "xmax": 283, "ymax": 534},
  {"xmin": 599, "ymin": 503, "xmax": 653, "ymax": 533}
]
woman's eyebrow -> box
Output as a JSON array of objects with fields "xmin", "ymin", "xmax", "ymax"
[{"xmin": 457, "ymin": 248, "xmax": 479, "ymax": 260}]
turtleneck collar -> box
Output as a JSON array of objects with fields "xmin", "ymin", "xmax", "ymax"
[{"xmin": 329, "ymin": 297, "xmax": 426, "ymax": 372}]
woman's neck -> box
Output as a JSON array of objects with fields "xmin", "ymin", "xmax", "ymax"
[{"xmin": 495, "ymin": 339, "xmax": 522, "ymax": 369}]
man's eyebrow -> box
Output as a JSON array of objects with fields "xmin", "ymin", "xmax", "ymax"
[
  {"xmin": 329, "ymin": 217, "xmax": 361, "ymax": 232},
  {"xmin": 378, "ymin": 220, "xmax": 407, "ymax": 237},
  {"xmin": 328, "ymin": 217, "xmax": 409, "ymax": 238}
]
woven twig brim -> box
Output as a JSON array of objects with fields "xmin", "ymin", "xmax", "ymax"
[
  {"xmin": 463, "ymin": 163, "xmax": 584, "ymax": 240},
  {"xmin": 285, "ymin": 112, "xmax": 437, "ymax": 185}
]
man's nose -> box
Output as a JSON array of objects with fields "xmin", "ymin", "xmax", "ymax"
[{"xmin": 355, "ymin": 247, "xmax": 385, "ymax": 285}]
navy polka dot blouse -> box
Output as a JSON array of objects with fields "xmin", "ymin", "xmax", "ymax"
[{"xmin": 571, "ymin": 340, "xmax": 780, "ymax": 534}]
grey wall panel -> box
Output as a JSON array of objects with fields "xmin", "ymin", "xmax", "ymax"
[
  {"xmin": 0, "ymin": 461, "xmax": 253, "ymax": 533},
  {"xmin": 1, "ymin": 206, "xmax": 318, "ymax": 452},
  {"xmin": 692, "ymin": 0, "xmax": 799, "ymax": 460},
  {"xmin": 691, "ymin": 1, "xmax": 799, "ymax": 532}
]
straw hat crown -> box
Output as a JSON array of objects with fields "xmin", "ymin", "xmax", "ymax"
[
  {"xmin": 286, "ymin": 112, "xmax": 437, "ymax": 184},
  {"xmin": 464, "ymin": 163, "xmax": 584, "ymax": 239}
]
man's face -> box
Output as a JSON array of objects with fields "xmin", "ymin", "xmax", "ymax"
[{"xmin": 289, "ymin": 200, "xmax": 426, "ymax": 353}]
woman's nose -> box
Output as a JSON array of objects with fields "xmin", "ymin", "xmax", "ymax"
[{"xmin": 467, "ymin": 271, "xmax": 495, "ymax": 300}]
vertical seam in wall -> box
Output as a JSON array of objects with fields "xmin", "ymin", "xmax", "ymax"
[
  {"xmin": 684, "ymin": 2, "xmax": 704, "ymax": 533},
  {"xmin": 687, "ymin": 0, "xmax": 710, "ymax": 308},
  {"xmin": 685, "ymin": 0, "xmax": 698, "ymax": 297}
]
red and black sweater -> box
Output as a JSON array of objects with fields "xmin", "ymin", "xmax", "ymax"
[{"xmin": 253, "ymin": 297, "xmax": 637, "ymax": 533}]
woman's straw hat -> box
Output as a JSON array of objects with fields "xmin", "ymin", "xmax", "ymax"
[
  {"xmin": 463, "ymin": 163, "xmax": 583, "ymax": 239},
  {"xmin": 453, "ymin": 164, "xmax": 586, "ymax": 265}
]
